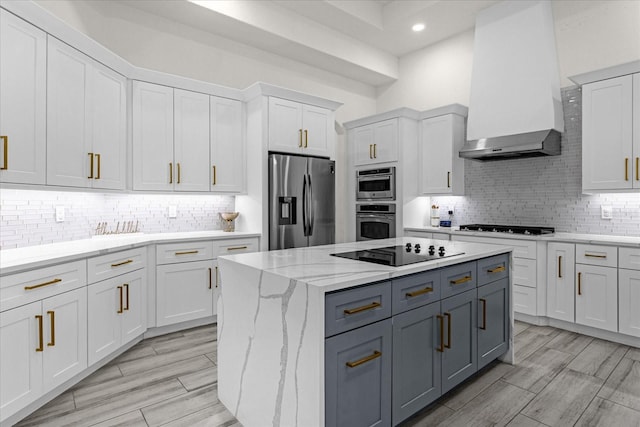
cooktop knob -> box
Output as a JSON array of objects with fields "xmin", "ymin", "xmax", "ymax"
[
  {"xmin": 415, "ymin": 243, "xmax": 421, "ymax": 249},
  {"xmin": 438, "ymin": 246, "xmax": 446, "ymax": 256},
  {"xmin": 428, "ymin": 248, "xmax": 435, "ymax": 256},
  {"xmin": 414, "ymin": 247, "xmax": 421, "ymax": 254},
  {"xmin": 406, "ymin": 243, "xmax": 412, "ymax": 249}
]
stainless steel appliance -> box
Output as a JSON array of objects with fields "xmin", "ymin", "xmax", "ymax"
[
  {"xmin": 269, "ymin": 153, "xmax": 335, "ymax": 250},
  {"xmin": 356, "ymin": 204, "xmax": 396, "ymax": 241},
  {"xmin": 332, "ymin": 243, "xmax": 464, "ymax": 267},
  {"xmin": 459, "ymin": 224, "xmax": 555, "ymax": 235},
  {"xmin": 356, "ymin": 167, "xmax": 395, "ymax": 201}
]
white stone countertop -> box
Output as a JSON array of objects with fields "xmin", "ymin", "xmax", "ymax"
[
  {"xmin": 218, "ymin": 236, "xmax": 513, "ymax": 293},
  {"xmin": 405, "ymin": 226, "xmax": 640, "ymax": 247},
  {"xmin": 0, "ymin": 231, "xmax": 261, "ymax": 275}
]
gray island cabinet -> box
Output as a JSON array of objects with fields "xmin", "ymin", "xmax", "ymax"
[{"xmin": 217, "ymin": 238, "xmax": 513, "ymax": 427}]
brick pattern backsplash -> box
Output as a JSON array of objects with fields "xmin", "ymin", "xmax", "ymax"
[
  {"xmin": 0, "ymin": 190, "xmax": 235, "ymax": 250},
  {"xmin": 432, "ymin": 86, "xmax": 640, "ymax": 236}
]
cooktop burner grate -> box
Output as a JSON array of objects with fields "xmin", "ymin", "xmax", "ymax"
[{"xmin": 459, "ymin": 224, "xmax": 555, "ymax": 235}]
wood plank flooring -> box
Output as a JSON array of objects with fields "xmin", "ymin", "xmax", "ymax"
[{"xmin": 15, "ymin": 321, "xmax": 640, "ymax": 427}]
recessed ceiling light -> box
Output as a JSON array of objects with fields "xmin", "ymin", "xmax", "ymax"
[{"xmin": 412, "ymin": 23, "xmax": 425, "ymax": 32}]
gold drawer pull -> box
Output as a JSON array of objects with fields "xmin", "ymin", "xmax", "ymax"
[
  {"xmin": 625, "ymin": 158, "xmax": 629, "ymax": 181},
  {"xmin": 577, "ymin": 272, "xmax": 582, "ymax": 296},
  {"xmin": 343, "ymin": 301, "xmax": 381, "ymax": 315},
  {"xmin": 24, "ymin": 278, "xmax": 62, "ymax": 291},
  {"xmin": 111, "ymin": 259, "xmax": 133, "ymax": 267},
  {"xmin": 88, "ymin": 152, "xmax": 94, "ymax": 178},
  {"xmin": 215, "ymin": 266, "xmax": 219, "ymax": 288},
  {"xmin": 636, "ymin": 157, "xmax": 639, "ymax": 181},
  {"xmin": 117, "ymin": 286, "xmax": 124, "ymax": 314},
  {"xmin": 479, "ymin": 299, "xmax": 487, "ymax": 330},
  {"xmin": 36, "ymin": 315, "xmax": 44, "ymax": 352},
  {"xmin": 450, "ymin": 275, "xmax": 472, "ymax": 285},
  {"xmin": 209, "ymin": 268, "xmax": 212, "ymax": 290},
  {"xmin": 175, "ymin": 250, "xmax": 199, "ymax": 255},
  {"xmin": 444, "ymin": 312, "xmax": 452, "ymax": 349},
  {"xmin": 447, "ymin": 171, "xmax": 451, "ymax": 188},
  {"xmin": 487, "ymin": 266, "xmax": 505, "ymax": 273},
  {"xmin": 346, "ymin": 350, "xmax": 381, "ymax": 368},
  {"xmin": 299, "ymin": 129, "xmax": 303, "ymax": 147},
  {"xmin": 437, "ymin": 314, "xmax": 444, "ymax": 352},
  {"xmin": 123, "ymin": 284, "xmax": 130, "ymax": 311},
  {"xmin": 47, "ymin": 311, "xmax": 55, "ymax": 346},
  {"xmin": 558, "ymin": 256, "xmax": 562, "ymax": 278},
  {"xmin": 169, "ymin": 162, "xmax": 173, "ymax": 184},
  {"xmin": 406, "ymin": 287, "xmax": 433, "ymax": 298},
  {"xmin": 0, "ymin": 135, "xmax": 7, "ymax": 170},
  {"xmin": 177, "ymin": 162, "xmax": 181, "ymax": 184},
  {"xmin": 584, "ymin": 253, "xmax": 606, "ymax": 259},
  {"xmin": 212, "ymin": 165, "xmax": 217, "ymax": 185},
  {"xmin": 304, "ymin": 129, "xmax": 308, "ymax": 148},
  {"xmin": 95, "ymin": 153, "xmax": 101, "ymax": 179},
  {"xmin": 227, "ymin": 246, "xmax": 248, "ymax": 251},
  {"xmin": 373, "ymin": 143, "xmax": 377, "ymax": 158}
]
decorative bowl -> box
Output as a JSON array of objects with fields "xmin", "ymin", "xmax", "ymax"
[{"xmin": 220, "ymin": 212, "xmax": 239, "ymax": 221}]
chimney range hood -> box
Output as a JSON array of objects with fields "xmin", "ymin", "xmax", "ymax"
[{"xmin": 460, "ymin": 0, "xmax": 564, "ymax": 161}]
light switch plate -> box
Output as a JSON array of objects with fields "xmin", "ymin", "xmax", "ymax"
[
  {"xmin": 601, "ymin": 205, "xmax": 613, "ymax": 220},
  {"xmin": 55, "ymin": 206, "xmax": 65, "ymax": 222},
  {"xmin": 168, "ymin": 205, "xmax": 177, "ymax": 218}
]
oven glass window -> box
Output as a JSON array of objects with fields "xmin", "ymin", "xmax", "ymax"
[
  {"xmin": 360, "ymin": 221, "xmax": 390, "ymax": 239},
  {"xmin": 359, "ymin": 178, "xmax": 390, "ymax": 193}
]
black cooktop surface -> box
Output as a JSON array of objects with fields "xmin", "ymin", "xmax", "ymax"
[
  {"xmin": 459, "ymin": 224, "xmax": 555, "ymax": 235},
  {"xmin": 331, "ymin": 245, "xmax": 464, "ymax": 267}
]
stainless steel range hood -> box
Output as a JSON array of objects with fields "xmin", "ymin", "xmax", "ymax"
[{"xmin": 462, "ymin": 0, "xmax": 564, "ymax": 161}]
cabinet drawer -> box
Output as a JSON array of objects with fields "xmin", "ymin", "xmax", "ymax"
[
  {"xmin": 441, "ymin": 261, "xmax": 477, "ymax": 299},
  {"xmin": 620, "ymin": 247, "xmax": 640, "ymax": 271},
  {"xmin": 212, "ymin": 237, "xmax": 259, "ymax": 258},
  {"xmin": 325, "ymin": 281, "xmax": 391, "ymax": 337},
  {"xmin": 87, "ymin": 247, "xmax": 146, "ymax": 284},
  {"xmin": 576, "ymin": 244, "xmax": 617, "ymax": 267},
  {"xmin": 0, "ymin": 260, "xmax": 87, "ymax": 312},
  {"xmin": 156, "ymin": 241, "xmax": 214, "ymax": 265},
  {"xmin": 513, "ymin": 285, "xmax": 537, "ymax": 316},
  {"xmin": 477, "ymin": 254, "xmax": 509, "ymax": 287},
  {"xmin": 512, "ymin": 257, "xmax": 537, "ymax": 289},
  {"xmin": 392, "ymin": 270, "xmax": 440, "ymax": 315}
]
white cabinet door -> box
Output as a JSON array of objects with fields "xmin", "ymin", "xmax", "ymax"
[
  {"xmin": 46, "ymin": 37, "xmax": 91, "ymax": 188},
  {"xmin": 353, "ymin": 125, "xmax": 375, "ymax": 165},
  {"xmin": 87, "ymin": 279, "xmax": 120, "ymax": 366},
  {"xmin": 420, "ymin": 114, "xmax": 465, "ymax": 195},
  {"xmin": 353, "ymin": 119, "xmax": 398, "ymax": 166},
  {"xmin": 174, "ymin": 89, "xmax": 210, "ymax": 192},
  {"xmin": 0, "ymin": 301, "xmax": 43, "ymax": 421},
  {"xmin": 302, "ymin": 104, "xmax": 332, "ymax": 158},
  {"xmin": 156, "ymin": 260, "xmax": 214, "ymax": 326},
  {"xmin": 132, "ymin": 81, "xmax": 174, "ymax": 191},
  {"xmin": 211, "ymin": 96, "xmax": 244, "ymax": 192},
  {"xmin": 582, "ymin": 75, "xmax": 633, "ymax": 191},
  {"xmin": 121, "ymin": 271, "xmax": 147, "ymax": 346},
  {"xmin": 634, "ymin": 73, "xmax": 640, "ymax": 189},
  {"xmin": 41, "ymin": 287, "xmax": 87, "ymax": 393},
  {"xmin": 619, "ymin": 268, "xmax": 640, "ymax": 337},
  {"xmin": 575, "ymin": 264, "xmax": 618, "ymax": 332},
  {"xmin": 0, "ymin": 10, "xmax": 46, "ymax": 185},
  {"xmin": 268, "ymin": 97, "xmax": 303, "ymax": 153},
  {"xmin": 546, "ymin": 242, "xmax": 575, "ymax": 322}
]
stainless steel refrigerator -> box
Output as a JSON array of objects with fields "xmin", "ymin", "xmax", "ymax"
[{"xmin": 269, "ymin": 153, "xmax": 335, "ymax": 250}]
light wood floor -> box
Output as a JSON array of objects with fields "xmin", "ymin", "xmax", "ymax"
[{"xmin": 16, "ymin": 321, "xmax": 640, "ymax": 427}]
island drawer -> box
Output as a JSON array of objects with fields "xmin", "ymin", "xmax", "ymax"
[
  {"xmin": 576, "ymin": 244, "xmax": 617, "ymax": 268},
  {"xmin": 441, "ymin": 261, "xmax": 477, "ymax": 298},
  {"xmin": 620, "ymin": 247, "xmax": 640, "ymax": 271},
  {"xmin": 325, "ymin": 281, "xmax": 391, "ymax": 337},
  {"xmin": 156, "ymin": 241, "xmax": 214, "ymax": 265},
  {"xmin": 87, "ymin": 247, "xmax": 146, "ymax": 284},
  {"xmin": 212, "ymin": 237, "xmax": 259, "ymax": 258},
  {"xmin": 477, "ymin": 254, "xmax": 509, "ymax": 287},
  {"xmin": 391, "ymin": 270, "xmax": 440, "ymax": 315}
]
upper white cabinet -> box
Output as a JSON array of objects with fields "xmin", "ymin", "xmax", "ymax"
[
  {"xmin": 268, "ymin": 97, "xmax": 333, "ymax": 158},
  {"xmin": 353, "ymin": 119, "xmax": 398, "ymax": 166},
  {"xmin": 420, "ymin": 110, "xmax": 466, "ymax": 195},
  {"xmin": 582, "ymin": 73, "xmax": 639, "ymax": 191},
  {"xmin": 0, "ymin": 10, "xmax": 46, "ymax": 185},
  {"xmin": 211, "ymin": 96, "xmax": 245, "ymax": 192}
]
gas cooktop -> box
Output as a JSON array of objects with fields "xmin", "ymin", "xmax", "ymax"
[
  {"xmin": 331, "ymin": 243, "xmax": 464, "ymax": 267},
  {"xmin": 459, "ymin": 224, "xmax": 555, "ymax": 235}
]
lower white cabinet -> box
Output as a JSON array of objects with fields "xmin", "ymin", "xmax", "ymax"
[
  {"xmin": 0, "ymin": 287, "xmax": 87, "ymax": 421},
  {"xmin": 88, "ymin": 270, "xmax": 147, "ymax": 365},
  {"xmin": 575, "ymin": 264, "xmax": 618, "ymax": 332},
  {"xmin": 546, "ymin": 242, "xmax": 575, "ymax": 322},
  {"xmin": 619, "ymin": 247, "xmax": 640, "ymax": 338}
]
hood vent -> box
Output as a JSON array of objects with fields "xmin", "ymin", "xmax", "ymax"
[{"xmin": 462, "ymin": 0, "xmax": 564, "ymax": 161}]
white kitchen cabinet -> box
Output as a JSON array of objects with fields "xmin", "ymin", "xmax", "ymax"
[
  {"xmin": 174, "ymin": 88, "xmax": 210, "ymax": 192},
  {"xmin": 619, "ymin": 247, "xmax": 640, "ymax": 337},
  {"xmin": 582, "ymin": 73, "xmax": 639, "ymax": 191},
  {"xmin": 575, "ymin": 264, "xmax": 618, "ymax": 333},
  {"xmin": 0, "ymin": 10, "xmax": 46, "ymax": 185},
  {"xmin": 211, "ymin": 96, "xmax": 245, "ymax": 192},
  {"xmin": 546, "ymin": 242, "xmax": 575, "ymax": 322},
  {"xmin": 353, "ymin": 119, "xmax": 398, "ymax": 166},
  {"xmin": 47, "ymin": 37, "xmax": 126, "ymax": 190},
  {"xmin": 268, "ymin": 97, "xmax": 333, "ymax": 158},
  {"xmin": 419, "ymin": 113, "xmax": 465, "ymax": 195}
]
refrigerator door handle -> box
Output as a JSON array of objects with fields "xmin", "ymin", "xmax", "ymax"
[
  {"xmin": 308, "ymin": 173, "xmax": 314, "ymax": 236},
  {"xmin": 302, "ymin": 174, "xmax": 308, "ymax": 236}
]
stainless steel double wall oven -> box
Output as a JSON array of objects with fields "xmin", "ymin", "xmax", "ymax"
[{"xmin": 356, "ymin": 167, "xmax": 396, "ymax": 241}]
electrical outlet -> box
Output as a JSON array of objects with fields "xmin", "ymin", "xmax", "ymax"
[
  {"xmin": 168, "ymin": 205, "xmax": 177, "ymax": 218},
  {"xmin": 601, "ymin": 205, "xmax": 613, "ymax": 220},
  {"xmin": 55, "ymin": 206, "xmax": 65, "ymax": 222}
]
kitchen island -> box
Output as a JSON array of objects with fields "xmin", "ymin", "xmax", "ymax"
[{"xmin": 217, "ymin": 237, "xmax": 513, "ymax": 427}]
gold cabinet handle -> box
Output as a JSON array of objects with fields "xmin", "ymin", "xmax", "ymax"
[
  {"xmin": 444, "ymin": 312, "xmax": 452, "ymax": 349},
  {"xmin": 558, "ymin": 256, "xmax": 562, "ymax": 278},
  {"xmin": 212, "ymin": 165, "xmax": 217, "ymax": 185},
  {"xmin": 636, "ymin": 157, "xmax": 639, "ymax": 181},
  {"xmin": 169, "ymin": 162, "xmax": 173, "ymax": 184},
  {"xmin": 208, "ymin": 267, "xmax": 212, "ymax": 290},
  {"xmin": 369, "ymin": 144, "xmax": 373, "ymax": 159},
  {"xmin": 226, "ymin": 246, "xmax": 248, "ymax": 251},
  {"xmin": 343, "ymin": 301, "xmax": 381, "ymax": 315},
  {"xmin": 625, "ymin": 158, "xmax": 629, "ymax": 181},
  {"xmin": 215, "ymin": 266, "xmax": 219, "ymax": 288},
  {"xmin": 299, "ymin": 129, "xmax": 303, "ymax": 147},
  {"xmin": 450, "ymin": 275, "xmax": 472, "ymax": 285},
  {"xmin": 24, "ymin": 278, "xmax": 62, "ymax": 291},
  {"xmin": 175, "ymin": 250, "xmax": 199, "ymax": 255},
  {"xmin": 584, "ymin": 253, "xmax": 606, "ymax": 259},
  {"xmin": 373, "ymin": 143, "xmax": 377, "ymax": 158},
  {"xmin": 95, "ymin": 153, "xmax": 101, "ymax": 179},
  {"xmin": 111, "ymin": 259, "xmax": 133, "ymax": 267},
  {"xmin": 88, "ymin": 152, "xmax": 94, "ymax": 178},
  {"xmin": 177, "ymin": 162, "xmax": 181, "ymax": 184},
  {"xmin": 577, "ymin": 272, "xmax": 582, "ymax": 296},
  {"xmin": 487, "ymin": 266, "xmax": 505, "ymax": 274},
  {"xmin": 123, "ymin": 284, "xmax": 129, "ymax": 311},
  {"xmin": 447, "ymin": 171, "xmax": 451, "ymax": 188},
  {"xmin": 304, "ymin": 129, "xmax": 308, "ymax": 148},
  {"xmin": 117, "ymin": 286, "xmax": 124, "ymax": 314},
  {"xmin": 346, "ymin": 350, "xmax": 381, "ymax": 368},
  {"xmin": 35, "ymin": 315, "xmax": 44, "ymax": 352},
  {"xmin": 405, "ymin": 287, "xmax": 433, "ymax": 298},
  {"xmin": 437, "ymin": 314, "xmax": 445, "ymax": 352},
  {"xmin": 0, "ymin": 135, "xmax": 7, "ymax": 170},
  {"xmin": 47, "ymin": 311, "xmax": 55, "ymax": 346},
  {"xmin": 479, "ymin": 299, "xmax": 487, "ymax": 330}
]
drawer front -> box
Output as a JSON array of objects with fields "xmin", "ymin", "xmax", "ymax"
[
  {"xmin": 512, "ymin": 258, "xmax": 537, "ymax": 289},
  {"xmin": 619, "ymin": 247, "xmax": 640, "ymax": 271},
  {"xmin": 513, "ymin": 285, "xmax": 537, "ymax": 316},
  {"xmin": 576, "ymin": 244, "xmax": 617, "ymax": 268},
  {"xmin": 212, "ymin": 237, "xmax": 259, "ymax": 258},
  {"xmin": 391, "ymin": 270, "xmax": 440, "ymax": 315},
  {"xmin": 477, "ymin": 254, "xmax": 509, "ymax": 287},
  {"xmin": 452, "ymin": 235, "xmax": 537, "ymax": 259},
  {"xmin": 87, "ymin": 247, "xmax": 146, "ymax": 284},
  {"xmin": 405, "ymin": 231, "xmax": 433, "ymax": 239},
  {"xmin": 325, "ymin": 281, "xmax": 391, "ymax": 337},
  {"xmin": 441, "ymin": 261, "xmax": 477, "ymax": 299},
  {"xmin": 0, "ymin": 260, "xmax": 87, "ymax": 312},
  {"xmin": 156, "ymin": 241, "xmax": 215, "ymax": 265}
]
